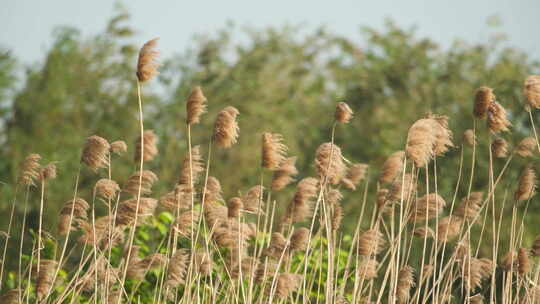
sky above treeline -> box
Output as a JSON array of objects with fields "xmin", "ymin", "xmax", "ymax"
[{"xmin": 2, "ymin": 0, "xmax": 540, "ymax": 64}]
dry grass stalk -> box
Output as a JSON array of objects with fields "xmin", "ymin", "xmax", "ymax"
[
  {"xmin": 186, "ymin": 86, "xmax": 207, "ymax": 125},
  {"xmin": 271, "ymin": 157, "xmax": 298, "ymax": 191},
  {"xmin": 94, "ymin": 178, "xmax": 120, "ymax": 201},
  {"xmin": 335, "ymin": 102, "xmax": 353, "ymax": 123},
  {"xmin": 396, "ymin": 265, "xmax": 415, "ymax": 304},
  {"xmin": 487, "ymin": 101, "xmax": 511, "ymax": 133},
  {"xmin": 341, "ymin": 163, "xmax": 368, "ymax": 190},
  {"xmin": 357, "ymin": 229, "xmax": 385, "ymax": 256},
  {"xmin": 134, "ymin": 130, "xmax": 158, "ymax": 162},
  {"xmin": 81, "ymin": 135, "xmax": 110, "ymax": 171},
  {"xmin": 379, "ymin": 151, "xmax": 405, "ymax": 184},
  {"xmin": 524, "ymin": 75, "xmax": 540, "ymax": 110},
  {"xmin": 463, "ymin": 129, "xmax": 476, "ymax": 147},
  {"xmin": 110, "ymin": 140, "xmax": 127, "ymax": 155},
  {"xmin": 123, "ymin": 170, "xmax": 158, "ymax": 196},
  {"xmin": 19, "ymin": 153, "xmax": 41, "ymax": 186},
  {"xmin": 491, "ymin": 137, "xmax": 509, "ymax": 158},
  {"xmin": 178, "ymin": 145, "xmax": 204, "ymax": 186},
  {"xmin": 514, "ymin": 165, "xmax": 536, "ymax": 201},
  {"xmin": 515, "ymin": 137, "xmax": 536, "ymax": 157},
  {"xmin": 262, "ymin": 132, "xmax": 287, "ymax": 170},
  {"xmin": 116, "ymin": 197, "xmax": 158, "ymax": 226},
  {"xmin": 315, "ymin": 142, "xmax": 347, "ymax": 185},
  {"xmin": 136, "ymin": 38, "xmax": 159, "ymax": 82},
  {"xmin": 473, "ymin": 86, "xmax": 495, "ymax": 119},
  {"xmin": 213, "ymin": 106, "xmax": 240, "ymax": 148}
]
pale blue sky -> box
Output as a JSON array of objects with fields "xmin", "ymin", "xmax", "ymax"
[{"xmin": 2, "ymin": 0, "xmax": 539, "ymax": 64}]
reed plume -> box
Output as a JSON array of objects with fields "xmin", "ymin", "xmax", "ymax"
[
  {"xmin": 160, "ymin": 184, "xmax": 193, "ymax": 212},
  {"xmin": 437, "ymin": 215, "xmax": 463, "ymax": 243},
  {"xmin": 487, "ymin": 101, "xmax": 511, "ymax": 133},
  {"xmin": 241, "ymin": 185, "xmax": 264, "ymax": 213},
  {"xmin": 335, "ymin": 102, "xmax": 353, "ymax": 123},
  {"xmin": 262, "ymin": 132, "xmax": 287, "ymax": 170},
  {"xmin": 94, "ymin": 178, "xmax": 120, "ymax": 201},
  {"xmin": 357, "ymin": 259, "xmax": 378, "ymax": 280},
  {"xmin": 315, "ymin": 142, "xmax": 347, "ymax": 185},
  {"xmin": 517, "ymin": 247, "xmax": 531, "ymax": 275},
  {"xmin": 411, "ymin": 193, "xmax": 446, "ymax": 222},
  {"xmin": 213, "ymin": 106, "xmax": 240, "ymax": 148},
  {"xmin": 33, "ymin": 259, "xmax": 58, "ymax": 300},
  {"xmin": 203, "ymin": 176, "xmax": 224, "ymax": 204},
  {"xmin": 19, "ymin": 153, "xmax": 41, "ymax": 186},
  {"xmin": 227, "ymin": 197, "xmax": 243, "ymax": 219},
  {"xmin": 134, "ymin": 130, "xmax": 158, "ymax": 162},
  {"xmin": 123, "ymin": 170, "xmax": 158, "ymax": 196},
  {"xmin": 271, "ymin": 157, "xmax": 298, "ymax": 191},
  {"xmin": 58, "ymin": 198, "xmax": 90, "ymax": 235},
  {"xmin": 515, "ymin": 137, "xmax": 536, "ymax": 157},
  {"xmin": 463, "ymin": 129, "xmax": 476, "ymax": 147},
  {"xmin": 388, "ymin": 173, "xmax": 414, "ymax": 202},
  {"xmin": 39, "ymin": 163, "xmax": 57, "ymax": 181},
  {"xmin": 173, "ymin": 210, "xmax": 200, "ymax": 237},
  {"xmin": 413, "ymin": 227, "xmax": 434, "ymax": 238},
  {"xmin": 116, "ymin": 197, "xmax": 158, "ymax": 226},
  {"xmin": 514, "ymin": 165, "xmax": 536, "ymax": 201},
  {"xmin": 524, "ymin": 75, "xmax": 540, "ymax": 110},
  {"xmin": 273, "ymin": 273, "xmax": 302, "ymax": 299},
  {"xmin": 473, "ymin": 86, "xmax": 495, "ymax": 119},
  {"xmin": 136, "ymin": 38, "xmax": 159, "ymax": 83},
  {"xmin": 81, "ymin": 135, "xmax": 110, "ymax": 171},
  {"xmin": 264, "ymin": 232, "xmax": 288, "ymax": 260},
  {"xmin": 284, "ymin": 177, "xmax": 319, "ymax": 223},
  {"xmin": 110, "ymin": 140, "xmax": 127, "ymax": 155},
  {"xmin": 532, "ymin": 235, "xmax": 540, "ymax": 257},
  {"xmin": 406, "ymin": 115, "xmax": 452, "ymax": 167},
  {"xmin": 396, "ymin": 265, "xmax": 415, "ymax": 304},
  {"xmin": 341, "ymin": 163, "xmax": 368, "ymax": 190},
  {"xmin": 491, "ymin": 137, "xmax": 509, "ymax": 158},
  {"xmin": 454, "ymin": 192, "xmax": 483, "ymax": 220},
  {"xmin": 357, "ymin": 229, "xmax": 385, "ymax": 256},
  {"xmin": 126, "ymin": 246, "xmax": 166, "ymax": 281},
  {"xmin": 0, "ymin": 289, "xmax": 21, "ymax": 304},
  {"xmin": 379, "ymin": 151, "xmax": 404, "ymax": 184},
  {"xmin": 165, "ymin": 249, "xmax": 189, "ymax": 287},
  {"xmin": 290, "ymin": 227, "xmax": 309, "ymax": 251},
  {"xmin": 186, "ymin": 86, "xmax": 207, "ymax": 125},
  {"xmin": 178, "ymin": 145, "xmax": 204, "ymax": 186}
]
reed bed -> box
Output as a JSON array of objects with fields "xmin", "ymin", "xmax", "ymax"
[{"xmin": 1, "ymin": 39, "xmax": 540, "ymax": 304}]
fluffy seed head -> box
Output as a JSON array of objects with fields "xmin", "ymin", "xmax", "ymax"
[
  {"xmin": 396, "ymin": 266, "xmax": 415, "ymax": 304},
  {"xmin": 262, "ymin": 133, "xmax": 287, "ymax": 170},
  {"xmin": 376, "ymin": 188, "xmax": 391, "ymax": 214},
  {"xmin": 81, "ymin": 136, "xmax": 110, "ymax": 171},
  {"xmin": 524, "ymin": 75, "xmax": 540, "ymax": 110},
  {"xmin": 110, "ymin": 140, "xmax": 127, "ymax": 155},
  {"xmin": 213, "ymin": 106, "xmax": 240, "ymax": 148},
  {"xmin": 19, "ymin": 153, "xmax": 41, "ymax": 186},
  {"xmin": 515, "ymin": 137, "xmax": 537, "ymax": 157},
  {"xmin": 116, "ymin": 197, "xmax": 158, "ymax": 226},
  {"xmin": 357, "ymin": 259, "xmax": 378, "ymax": 280},
  {"xmin": 331, "ymin": 201, "xmax": 343, "ymax": 231},
  {"xmin": 437, "ymin": 216, "xmax": 463, "ymax": 243},
  {"xmin": 271, "ymin": 157, "xmax": 298, "ymax": 191},
  {"xmin": 160, "ymin": 184, "xmax": 192, "ymax": 212},
  {"xmin": 32, "ymin": 259, "xmax": 58, "ymax": 300},
  {"xmin": 0, "ymin": 289, "xmax": 21, "ymax": 304},
  {"xmin": 463, "ymin": 129, "xmax": 476, "ymax": 147},
  {"xmin": 134, "ymin": 130, "xmax": 158, "ymax": 162},
  {"xmin": 532, "ymin": 235, "xmax": 540, "ymax": 257},
  {"xmin": 290, "ymin": 227, "xmax": 309, "ymax": 251},
  {"xmin": 515, "ymin": 165, "xmax": 536, "ymax": 201},
  {"xmin": 357, "ymin": 229, "xmax": 385, "ymax": 256},
  {"xmin": 178, "ymin": 145, "xmax": 204, "ymax": 186},
  {"xmin": 491, "ymin": 137, "xmax": 508, "ymax": 158},
  {"xmin": 413, "ymin": 227, "xmax": 434, "ymax": 238},
  {"xmin": 186, "ymin": 86, "xmax": 207, "ymax": 125},
  {"xmin": 315, "ymin": 142, "xmax": 347, "ymax": 185},
  {"xmin": 204, "ymin": 176, "xmax": 224, "ymax": 204},
  {"xmin": 165, "ymin": 249, "xmax": 189, "ymax": 287},
  {"xmin": 379, "ymin": 151, "xmax": 405, "ymax": 185},
  {"xmin": 58, "ymin": 198, "xmax": 90, "ymax": 235},
  {"xmin": 227, "ymin": 197, "xmax": 243, "ymax": 218},
  {"xmin": 518, "ymin": 248, "xmax": 531, "ymax": 275},
  {"xmin": 173, "ymin": 210, "xmax": 200, "ymax": 237},
  {"xmin": 454, "ymin": 192, "xmax": 483, "ymax": 220},
  {"xmin": 335, "ymin": 102, "xmax": 354, "ymax": 123},
  {"xmin": 341, "ymin": 163, "xmax": 368, "ymax": 190},
  {"xmin": 411, "ymin": 193, "xmax": 446, "ymax": 222},
  {"xmin": 39, "ymin": 163, "xmax": 57, "ymax": 181},
  {"xmin": 264, "ymin": 233, "xmax": 288, "ymax": 260},
  {"xmin": 284, "ymin": 177, "xmax": 319, "ymax": 224},
  {"xmin": 273, "ymin": 273, "xmax": 302, "ymax": 299},
  {"xmin": 94, "ymin": 179, "xmax": 120, "ymax": 201},
  {"xmin": 123, "ymin": 170, "xmax": 158, "ymax": 196},
  {"xmin": 389, "ymin": 173, "xmax": 415, "ymax": 202},
  {"xmin": 406, "ymin": 115, "xmax": 453, "ymax": 168},
  {"xmin": 500, "ymin": 250, "xmax": 517, "ymax": 272},
  {"xmin": 473, "ymin": 86, "xmax": 495, "ymax": 119},
  {"xmin": 241, "ymin": 185, "xmax": 264, "ymax": 213},
  {"xmin": 487, "ymin": 102, "xmax": 511, "ymax": 134},
  {"xmin": 136, "ymin": 38, "xmax": 159, "ymax": 82}
]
